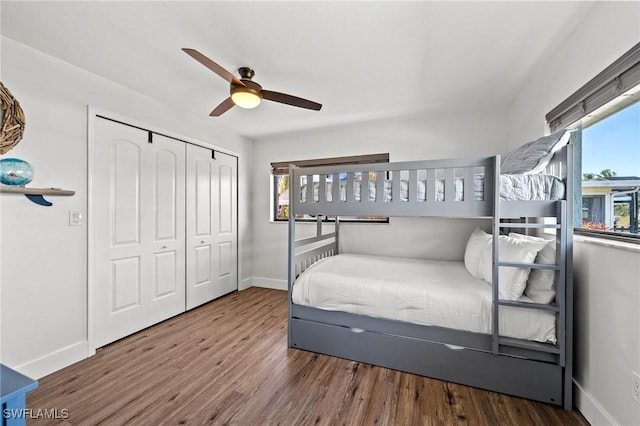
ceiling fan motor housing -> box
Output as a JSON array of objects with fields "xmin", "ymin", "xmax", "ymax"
[{"xmin": 238, "ymin": 67, "xmax": 255, "ymax": 80}]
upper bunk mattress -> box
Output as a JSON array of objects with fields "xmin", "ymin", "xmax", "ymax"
[
  {"xmin": 302, "ymin": 174, "xmax": 565, "ymax": 203},
  {"xmin": 292, "ymin": 253, "xmax": 556, "ymax": 344}
]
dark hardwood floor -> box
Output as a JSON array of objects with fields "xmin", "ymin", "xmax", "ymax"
[{"xmin": 27, "ymin": 287, "xmax": 588, "ymax": 425}]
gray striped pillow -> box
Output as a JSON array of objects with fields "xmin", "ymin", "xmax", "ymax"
[{"xmin": 501, "ymin": 130, "xmax": 570, "ymax": 174}]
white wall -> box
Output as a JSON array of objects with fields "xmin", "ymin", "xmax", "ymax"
[
  {"xmin": 508, "ymin": 3, "xmax": 640, "ymax": 146},
  {"xmin": 0, "ymin": 37, "xmax": 254, "ymax": 378},
  {"xmin": 251, "ymin": 109, "xmax": 508, "ymax": 288},
  {"xmin": 508, "ymin": 2, "xmax": 640, "ymax": 425}
]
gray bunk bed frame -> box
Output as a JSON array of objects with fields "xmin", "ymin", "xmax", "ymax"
[{"xmin": 287, "ymin": 144, "xmax": 574, "ymax": 410}]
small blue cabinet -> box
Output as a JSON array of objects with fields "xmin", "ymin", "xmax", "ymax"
[{"xmin": 1, "ymin": 365, "xmax": 38, "ymax": 426}]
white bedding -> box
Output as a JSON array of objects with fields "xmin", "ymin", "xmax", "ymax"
[
  {"xmin": 292, "ymin": 253, "xmax": 556, "ymax": 344},
  {"xmin": 301, "ymin": 174, "xmax": 565, "ymax": 203}
]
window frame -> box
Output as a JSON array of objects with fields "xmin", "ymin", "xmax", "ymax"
[
  {"xmin": 271, "ymin": 153, "xmax": 390, "ymax": 223},
  {"xmin": 546, "ymin": 42, "xmax": 640, "ymax": 243}
]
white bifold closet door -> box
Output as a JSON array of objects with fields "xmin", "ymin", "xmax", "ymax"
[
  {"xmin": 93, "ymin": 119, "xmax": 186, "ymax": 348},
  {"xmin": 186, "ymin": 144, "xmax": 238, "ymax": 310}
]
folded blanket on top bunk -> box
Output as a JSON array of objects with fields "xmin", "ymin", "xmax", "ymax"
[
  {"xmin": 301, "ymin": 173, "xmax": 565, "ymax": 203},
  {"xmin": 291, "ymin": 253, "xmax": 557, "ymax": 344}
]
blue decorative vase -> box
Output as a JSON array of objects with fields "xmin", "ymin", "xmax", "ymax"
[{"xmin": 0, "ymin": 158, "xmax": 34, "ymax": 186}]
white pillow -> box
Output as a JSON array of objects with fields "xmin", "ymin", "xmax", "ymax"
[
  {"xmin": 509, "ymin": 233, "xmax": 556, "ymax": 304},
  {"xmin": 501, "ymin": 130, "xmax": 570, "ymax": 175},
  {"xmin": 464, "ymin": 228, "xmax": 491, "ymax": 280},
  {"xmin": 478, "ymin": 234, "xmax": 546, "ymax": 301}
]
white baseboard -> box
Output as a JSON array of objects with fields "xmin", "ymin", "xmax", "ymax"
[
  {"xmin": 574, "ymin": 380, "xmax": 616, "ymax": 426},
  {"xmin": 13, "ymin": 340, "xmax": 90, "ymax": 379},
  {"xmin": 251, "ymin": 277, "xmax": 287, "ymax": 291},
  {"xmin": 239, "ymin": 277, "xmax": 253, "ymax": 291}
]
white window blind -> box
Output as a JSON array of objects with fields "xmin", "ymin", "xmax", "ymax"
[{"xmin": 547, "ymin": 42, "xmax": 640, "ymax": 131}]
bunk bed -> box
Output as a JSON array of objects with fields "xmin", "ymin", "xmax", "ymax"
[{"xmin": 287, "ymin": 130, "xmax": 575, "ymax": 409}]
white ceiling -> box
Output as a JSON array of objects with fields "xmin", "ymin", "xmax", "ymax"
[{"xmin": 1, "ymin": 1, "xmax": 595, "ymax": 140}]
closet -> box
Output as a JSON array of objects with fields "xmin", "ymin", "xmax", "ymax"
[{"xmin": 92, "ymin": 117, "xmax": 237, "ymax": 348}]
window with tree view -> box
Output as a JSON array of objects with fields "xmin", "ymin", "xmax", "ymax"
[
  {"xmin": 580, "ymin": 92, "xmax": 640, "ymax": 236},
  {"xmin": 548, "ymin": 42, "xmax": 639, "ymax": 241}
]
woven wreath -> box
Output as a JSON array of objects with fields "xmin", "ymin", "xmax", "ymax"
[{"xmin": 0, "ymin": 82, "xmax": 26, "ymax": 154}]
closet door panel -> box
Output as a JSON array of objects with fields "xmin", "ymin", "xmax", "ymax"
[
  {"xmin": 212, "ymin": 154, "xmax": 238, "ymax": 296},
  {"xmin": 218, "ymin": 165, "xmax": 233, "ymax": 233},
  {"xmin": 186, "ymin": 146, "xmax": 237, "ymax": 309},
  {"xmin": 154, "ymin": 150, "xmax": 179, "ymax": 241},
  {"xmin": 195, "ymin": 246, "xmax": 212, "ymax": 286},
  {"xmin": 186, "ymin": 145, "xmax": 215, "ymax": 309},
  {"xmin": 146, "ymin": 134, "xmax": 186, "ymax": 325},
  {"xmin": 111, "ymin": 256, "xmax": 141, "ymax": 312},
  {"xmin": 154, "ymin": 251, "xmax": 178, "ymax": 299},
  {"xmin": 112, "ymin": 140, "xmax": 141, "ymax": 245},
  {"xmin": 218, "ymin": 241, "xmax": 232, "ymax": 277},
  {"xmin": 195, "ymin": 159, "xmax": 212, "ymax": 236},
  {"xmin": 94, "ymin": 120, "xmax": 185, "ymax": 348},
  {"xmin": 94, "ymin": 121, "xmax": 149, "ymax": 347}
]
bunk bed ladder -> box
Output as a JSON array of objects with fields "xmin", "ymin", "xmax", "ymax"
[
  {"xmin": 491, "ymin": 195, "xmax": 571, "ymax": 411},
  {"xmin": 493, "ymin": 201, "xmax": 568, "ymax": 364},
  {"xmin": 491, "ymin": 154, "xmax": 567, "ymax": 364},
  {"xmin": 489, "ymin": 145, "xmax": 573, "ymax": 409}
]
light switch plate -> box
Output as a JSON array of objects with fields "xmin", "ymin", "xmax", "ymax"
[{"xmin": 69, "ymin": 210, "xmax": 83, "ymax": 226}]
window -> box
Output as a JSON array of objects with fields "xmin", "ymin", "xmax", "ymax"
[
  {"xmin": 580, "ymin": 96, "xmax": 640, "ymax": 234},
  {"xmin": 547, "ymin": 42, "xmax": 640, "ymax": 242},
  {"xmin": 271, "ymin": 153, "xmax": 389, "ymax": 222}
]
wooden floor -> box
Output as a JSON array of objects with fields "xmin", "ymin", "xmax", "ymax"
[{"xmin": 28, "ymin": 287, "xmax": 588, "ymax": 425}]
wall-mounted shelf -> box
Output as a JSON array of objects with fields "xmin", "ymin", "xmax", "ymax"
[{"xmin": 0, "ymin": 186, "xmax": 75, "ymax": 206}]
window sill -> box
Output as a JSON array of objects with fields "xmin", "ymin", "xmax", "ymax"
[{"xmin": 573, "ymin": 233, "xmax": 640, "ymax": 254}]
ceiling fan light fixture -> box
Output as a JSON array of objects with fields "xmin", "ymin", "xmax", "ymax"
[{"xmin": 231, "ymin": 87, "xmax": 262, "ymax": 109}]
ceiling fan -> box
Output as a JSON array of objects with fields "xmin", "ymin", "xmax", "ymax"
[{"xmin": 182, "ymin": 48, "xmax": 322, "ymax": 116}]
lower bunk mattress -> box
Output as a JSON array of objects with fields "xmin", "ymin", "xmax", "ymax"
[{"xmin": 291, "ymin": 253, "xmax": 556, "ymax": 344}]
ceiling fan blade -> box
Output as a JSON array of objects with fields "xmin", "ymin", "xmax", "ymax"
[
  {"xmin": 182, "ymin": 48, "xmax": 244, "ymax": 86},
  {"xmin": 262, "ymin": 90, "xmax": 322, "ymax": 111},
  {"xmin": 210, "ymin": 97, "xmax": 235, "ymax": 116}
]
